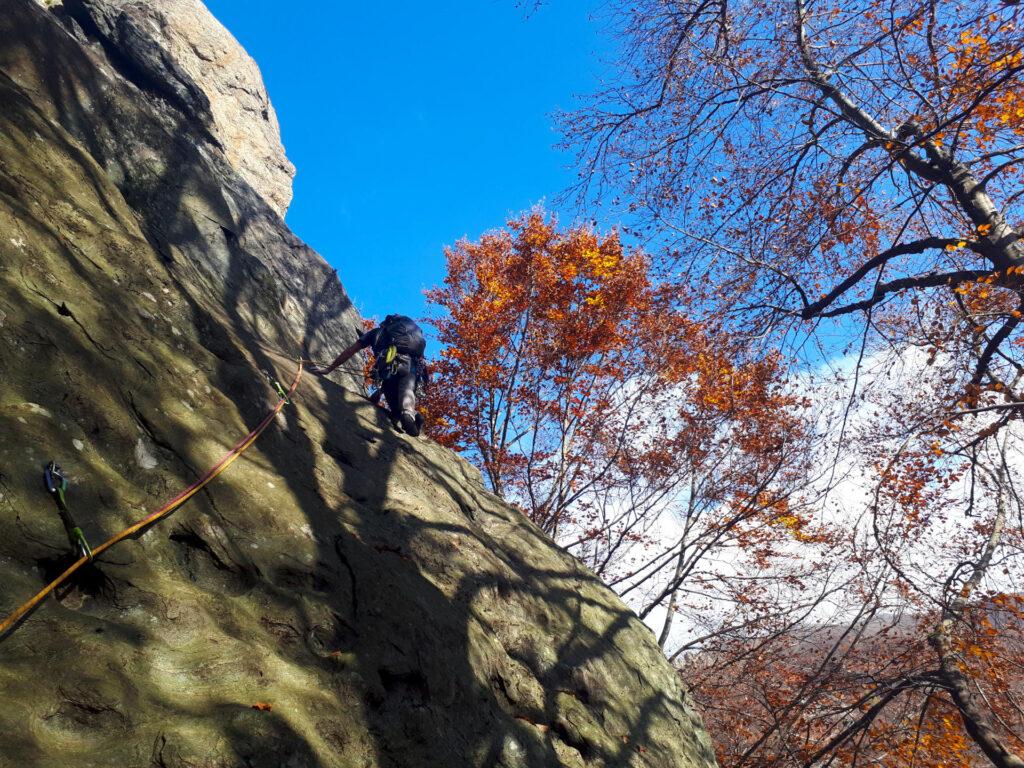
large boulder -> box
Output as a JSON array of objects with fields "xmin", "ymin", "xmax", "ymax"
[{"xmin": 0, "ymin": 2, "xmax": 720, "ymax": 766}]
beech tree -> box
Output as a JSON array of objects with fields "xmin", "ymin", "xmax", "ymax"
[
  {"xmin": 564, "ymin": 1, "xmax": 1024, "ymax": 766},
  {"xmin": 568, "ymin": 2, "xmax": 1024, "ymax": 388},
  {"xmin": 424, "ymin": 211, "xmax": 818, "ymax": 644}
]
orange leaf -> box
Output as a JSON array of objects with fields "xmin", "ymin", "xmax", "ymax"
[{"xmin": 252, "ymin": 702, "xmax": 273, "ymax": 712}]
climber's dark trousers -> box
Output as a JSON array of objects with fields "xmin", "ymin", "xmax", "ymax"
[{"xmin": 382, "ymin": 372, "xmax": 420, "ymax": 436}]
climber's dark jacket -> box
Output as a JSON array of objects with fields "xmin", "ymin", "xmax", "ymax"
[{"xmin": 359, "ymin": 318, "xmax": 426, "ymax": 437}]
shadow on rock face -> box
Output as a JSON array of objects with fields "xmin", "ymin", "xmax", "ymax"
[
  {"xmin": 35, "ymin": 553, "xmax": 117, "ymax": 605},
  {"xmin": 148, "ymin": 704, "xmax": 325, "ymax": 768}
]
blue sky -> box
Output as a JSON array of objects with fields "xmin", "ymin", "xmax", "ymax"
[{"xmin": 203, "ymin": 0, "xmax": 609, "ymax": 328}]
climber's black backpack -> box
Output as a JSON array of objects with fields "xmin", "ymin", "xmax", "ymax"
[
  {"xmin": 370, "ymin": 315, "xmax": 427, "ymax": 386},
  {"xmin": 373, "ymin": 314, "xmax": 426, "ymax": 360}
]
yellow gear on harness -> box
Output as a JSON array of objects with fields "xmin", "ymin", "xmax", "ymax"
[{"xmin": 373, "ymin": 345, "xmax": 400, "ymax": 387}]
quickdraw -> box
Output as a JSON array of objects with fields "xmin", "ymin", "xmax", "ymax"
[
  {"xmin": 0, "ymin": 360, "xmax": 304, "ymax": 640},
  {"xmin": 264, "ymin": 369, "xmax": 292, "ymax": 405},
  {"xmin": 44, "ymin": 461, "xmax": 93, "ymax": 561}
]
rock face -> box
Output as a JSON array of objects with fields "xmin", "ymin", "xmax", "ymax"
[
  {"xmin": 0, "ymin": 2, "xmax": 719, "ymax": 767},
  {"xmin": 7, "ymin": 0, "xmax": 355, "ymax": 371},
  {"xmin": 58, "ymin": 0, "xmax": 296, "ymax": 216}
]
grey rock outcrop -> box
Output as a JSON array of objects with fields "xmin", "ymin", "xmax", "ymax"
[
  {"xmin": 57, "ymin": 0, "xmax": 296, "ymax": 216},
  {"xmin": 8, "ymin": 0, "xmax": 355, "ymax": 373},
  {"xmin": 0, "ymin": 1, "xmax": 719, "ymax": 766}
]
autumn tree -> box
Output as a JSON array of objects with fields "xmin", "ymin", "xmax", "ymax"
[
  {"xmin": 565, "ymin": 1, "xmax": 1024, "ymax": 766},
  {"xmin": 425, "ymin": 210, "xmax": 819, "ymax": 646},
  {"xmin": 678, "ymin": 424, "xmax": 1024, "ymax": 768}
]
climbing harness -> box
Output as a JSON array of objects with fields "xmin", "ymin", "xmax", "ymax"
[
  {"xmin": 43, "ymin": 461, "xmax": 93, "ymax": 561},
  {"xmin": 374, "ymin": 344, "xmax": 402, "ymax": 384},
  {"xmin": 0, "ymin": 360, "xmax": 304, "ymax": 640}
]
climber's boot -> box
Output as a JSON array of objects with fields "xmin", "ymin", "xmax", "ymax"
[{"xmin": 400, "ymin": 410, "xmax": 421, "ymax": 437}]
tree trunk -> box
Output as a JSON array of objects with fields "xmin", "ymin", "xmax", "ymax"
[{"xmin": 929, "ymin": 458, "xmax": 1024, "ymax": 768}]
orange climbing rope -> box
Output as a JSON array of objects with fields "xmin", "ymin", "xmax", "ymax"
[{"xmin": 0, "ymin": 360, "xmax": 304, "ymax": 640}]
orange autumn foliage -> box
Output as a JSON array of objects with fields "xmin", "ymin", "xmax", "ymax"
[
  {"xmin": 425, "ymin": 209, "xmax": 813, "ymax": 600},
  {"xmin": 686, "ymin": 590, "xmax": 1024, "ymax": 768}
]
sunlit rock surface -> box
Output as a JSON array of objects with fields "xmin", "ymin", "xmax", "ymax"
[{"xmin": 47, "ymin": 0, "xmax": 296, "ymax": 215}]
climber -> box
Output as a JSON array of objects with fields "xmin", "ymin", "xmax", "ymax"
[{"xmin": 308, "ymin": 314, "xmax": 427, "ymax": 437}]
